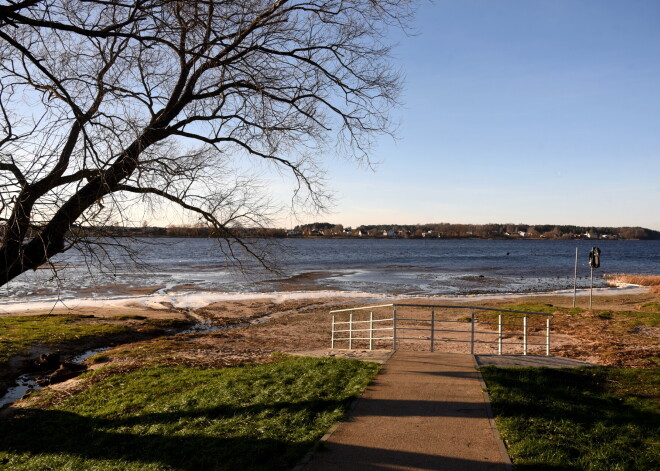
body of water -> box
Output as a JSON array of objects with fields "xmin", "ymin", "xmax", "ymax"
[{"xmin": 2, "ymin": 238, "xmax": 659, "ymax": 305}]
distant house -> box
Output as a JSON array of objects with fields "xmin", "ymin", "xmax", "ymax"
[{"xmin": 518, "ymin": 231, "xmax": 527, "ymax": 238}]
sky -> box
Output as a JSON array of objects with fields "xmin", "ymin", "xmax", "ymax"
[{"xmin": 283, "ymin": 0, "xmax": 660, "ymax": 231}]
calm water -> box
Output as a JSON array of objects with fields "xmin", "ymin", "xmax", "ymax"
[{"xmin": 3, "ymin": 238, "xmax": 660, "ymax": 300}]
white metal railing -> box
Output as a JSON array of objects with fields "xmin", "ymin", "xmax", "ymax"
[{"xmin": 330, "ymin": 304, "xmax": 553, "ymax": 356}]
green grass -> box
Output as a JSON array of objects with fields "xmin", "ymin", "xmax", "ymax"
[
  {"xmin": 606, "ymin": 311, "xmax": 660, "ymax": 328},
  {"xmin": 640, "ymin": 303, "xmax": 660, "ymax": 312},
  {"xmin": 0, "ymin": 315, "xmax": 129, "ymax": 363},
  {"xmin": 500, "ymin": 303, "xmax": 558, "ymax": 314},
  {"xmin": 0, "ymin": 355, "xmax": 379, "ymax": 470},
  {"xmin": 475, "ymin": 303, "xmax": 557, "ymax": 331},
  {"xmin": 0, "ymin": 315, "xmax": 190, "ymax": 396},
  {"xmin": 481, "ymin": 366, "xmax": 660, "ymax": 470}
]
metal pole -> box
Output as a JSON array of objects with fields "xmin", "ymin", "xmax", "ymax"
[
  {"xmin": 470, "ymin": 312, "xmax": 475, "ymax": 355},
  {"xmin": 523, "ymin": 316, "xmax": 528, "ymax": 355},
  {"xmin": 498, "ymin": 314, "xmax": 502, "ymax": 355},
  {"xmin": 573, "ymin": 247, "xmax": 578, "ymax": 308},
  {"xmin": 589, "ymin": 266, "xmax": 594, "ymax": 310},
  {"xmin": 331, "ymin": 315, "xmax": 335, "ymax": 349},
  {"xmin": 369, "ymin": 311, "xmax": 373, "ymax": 351},
  {"xmin": 393, "ymin": 307, "xmax": 397, "ymax": 351},
  {"xmin": 349, "ymin": 313, "xmax": 353, "ymax": 350},
  {"xmin": 430, "ymin": 309, "xmax": 435, "ymax": 352},
  {"xmin": 546, "ymin": 318, "xmax": 550, "ymax": 356}
]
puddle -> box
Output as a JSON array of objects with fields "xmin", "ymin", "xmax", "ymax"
[
  {"xmin": 0, "ymin": 374, "xmax": 41, "ymax": 408},
  {"xmin": 1, "ymin": 347, "xmax": 111, "ymax": 409},
  {"xmin": 1, "ymin": 321, "xmax": 247, "ymax": 408},
  {"xmin": 70, "ymin": 347, "xmax": 110, "ymax": 364}
]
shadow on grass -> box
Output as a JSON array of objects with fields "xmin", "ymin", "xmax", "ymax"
[
  {"xmin": 482, "ymin": 367, "xmax": 660, "ymax": 426},
  {"xmin": 0, "ymin": 397, "xmax": 496, "ymax": 470},
  {"xmin": 481, "ymin": 366, "xmax": 660, "ymax": 470},
  {"xmin": 0, "ymin": 405, "xmax": 317, "ymax": 471}
]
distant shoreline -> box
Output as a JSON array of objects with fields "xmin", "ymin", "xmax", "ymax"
[{"xmin": 43, "ymin": 223, "xmax": 660, "ymax": 240}]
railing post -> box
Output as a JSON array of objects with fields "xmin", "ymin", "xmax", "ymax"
[
  {"xmin": 349, "ymin": 313, "xmax": 353, "ymax": 350},
  {"xmin": 331, "ymin": 315, "xmax": 335, "ymax": 349},
  {"xmin": 393, "ymin": 307, "xmax": 397, "ymax": 351},
  {"xmin": 430, "ymin": 309, "xmax": 435, "ymax": 352},
  {"xmin": 523, "ymin": 316, "xmax": 527, "ymax": 355},
  {"xmin": 369, "ymin": 311, "xmax": 374, "ymax": 351},
  {"xmin": 498, "ymin": 314, "xmax": 502, "ymax": 355},
  {"xmin": 546, "ymin": 317, "xmax": 550, "ymax": 356},
  {"xmin": 470, "ymin": 312, "xmax": 475, "ymax": 355}
]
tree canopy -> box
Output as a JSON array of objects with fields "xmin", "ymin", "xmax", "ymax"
[{"xmin": 0, "ymin": 0, "xmax": 413, "ymax": 285}]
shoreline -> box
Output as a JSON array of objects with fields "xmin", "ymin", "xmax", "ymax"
[{"xmin": 0, "ymin": 284, "xmax": 651, "ymax": 315}]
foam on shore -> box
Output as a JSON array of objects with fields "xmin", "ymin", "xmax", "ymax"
[
  {"xmin": 0, "ymin": 290, "xmax": 388, "ymax": 314},
  {"xmin": 0, "ymin": 284, "xmax": 649, "ymax": 315}
]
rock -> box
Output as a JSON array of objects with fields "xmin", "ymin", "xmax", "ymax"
[
  {"xmin": 35, "ymin": 352, "xmax": 61, "ymax": 369},
  {"xmin": 47, "ymin": 362, "xmax": 87, "ymax": 385}
]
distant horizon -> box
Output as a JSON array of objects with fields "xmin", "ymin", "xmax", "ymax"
[
  {"xmin": 95, "ymin": 221, "xmax": 660, "ymax": 233},
  {"xmin": 280, "ymin": 1, "xmax": 660, "ymax": 234},
  {"xmin": 125, "ymin": 1, "xmax": 659, "ymax": 234}
]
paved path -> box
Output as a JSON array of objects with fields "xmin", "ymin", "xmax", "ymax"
[{"xmin": 302, "ymin": 352, "xmax": 510, "ymax": 471}]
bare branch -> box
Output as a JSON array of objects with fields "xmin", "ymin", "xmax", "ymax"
[{"xmin": 0, "ymin": 0, "xmax": 413, "ymax": 286}]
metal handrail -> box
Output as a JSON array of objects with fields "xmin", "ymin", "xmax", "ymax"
[{"xmin": 330, "ymin": 303, "xmax": 552, "ymax": 355}]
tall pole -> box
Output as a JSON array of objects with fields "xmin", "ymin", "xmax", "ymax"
[
  {"xmin": 369, "ymin": 311, "xmax": 373, "ymax": 351},
  {"xmin": 430, "ymin": 309, "xmax": 435, "ymax": 352},
  {"xmin": 573, "ymin": 247, "xmax": 578, "ymax": 308},
  {"xmin": 589, "ymin": 266, "xmax": 594, "ymax": 310}
]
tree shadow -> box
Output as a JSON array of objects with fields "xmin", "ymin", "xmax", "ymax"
[
  {"xmin": 306, "ymin": 441, "xmax": 508, "ymax": 471},
  {"xmin": 0, "ymin": 403, "xmax": 322, "ymax": 471},
  {"xmin": 350, "ymin": 398, "xmax": 488, "ymax": 418},
  {"xmin": 481, "ymin": 366, "xmax": 660, "ymax": 427}
]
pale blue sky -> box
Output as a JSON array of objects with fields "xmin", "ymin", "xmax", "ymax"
[{"xmin": 289, "ymin": 0, "xmax": 660, "ymax": 230}]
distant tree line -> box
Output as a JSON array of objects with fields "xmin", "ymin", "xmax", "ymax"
[
  {"xmin": 289, "ymin": 223, "xmax": 660, "ymax": 240},
  {"xmin": 1, "ymin": 223, "xmax": 656, "ymax": 240}
]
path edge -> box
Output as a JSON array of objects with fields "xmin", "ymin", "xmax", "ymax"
[
  {"xmin": 472, "ymin": 355, "xmax": 513, "ymax": 471},
  {"xmin": 292, "ymin": 350, "xmax": 395, "ymax": 471}
]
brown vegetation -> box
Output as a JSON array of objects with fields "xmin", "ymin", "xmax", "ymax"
[{"xmin": 604, "ymin": 274, "xmax": 660, "ymax": 294}]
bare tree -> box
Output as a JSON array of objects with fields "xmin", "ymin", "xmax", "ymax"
[{"xmin": 0, "ymin": 0, "xmax": 412, "ymax": 286}]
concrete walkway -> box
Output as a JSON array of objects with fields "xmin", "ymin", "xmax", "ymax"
[{"xmin": 301, "ymin": 352, "xmax": 510, "ymax": 471}]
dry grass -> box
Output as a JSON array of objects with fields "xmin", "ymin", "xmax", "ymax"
[{"xmin": 604, "ymin": 274, "xmax": 660, "ymax": 294}]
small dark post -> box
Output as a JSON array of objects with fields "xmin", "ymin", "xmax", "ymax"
[{"xmin": 588, "ymin": 247, "xmax": 601, "ymax": 310}]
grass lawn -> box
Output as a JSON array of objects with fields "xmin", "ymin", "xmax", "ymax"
[
  {"xmin": 481, "ymin": 366, "xmax": 660, "ymax": 470},
  {"xmin": 0, "ymin": 315, "xmax": 133, "ymax": 362},
  {"xmin": 0, "ymin": 314, "xmax": 189, "ymax": 394},
  {"xmin": 0, "ymin": 355, "xmax": 379, "ymax": 470}
]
